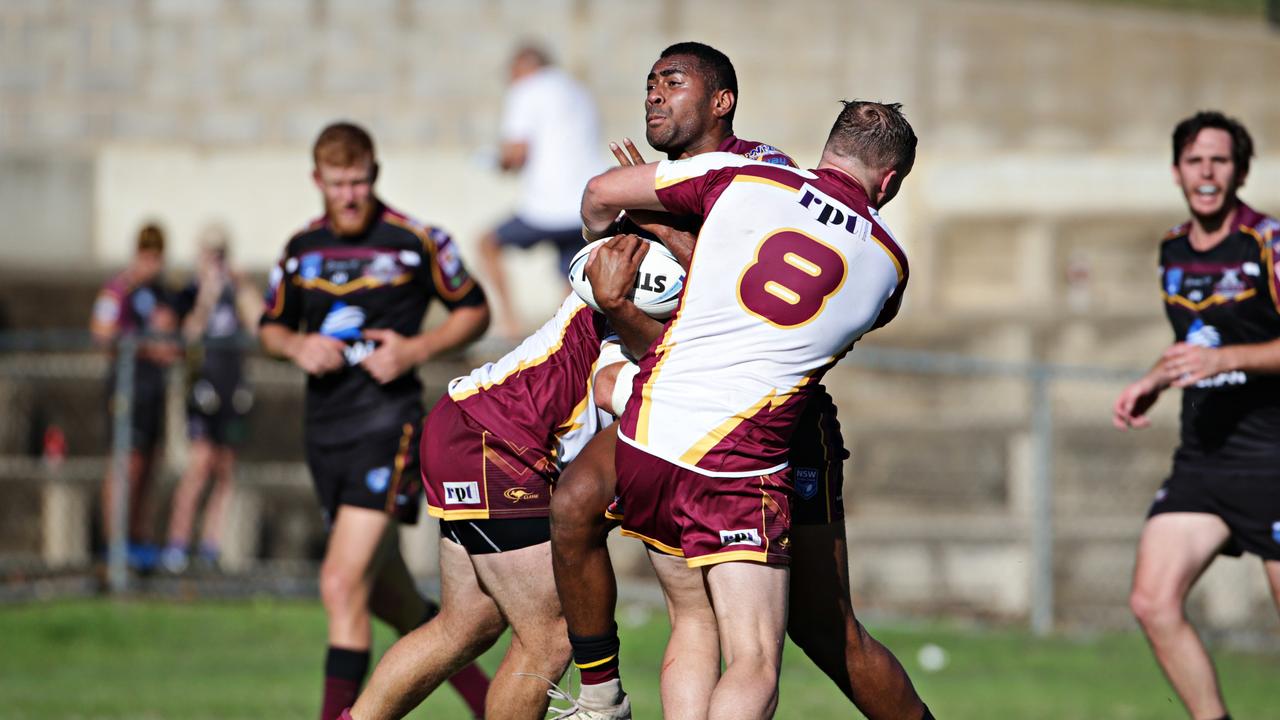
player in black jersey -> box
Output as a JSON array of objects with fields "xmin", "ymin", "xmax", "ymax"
[
  {"xmin": 260, "ymin": 122, "xmax": 491, "ymax": 720},
  {"xmin": 1113, "ymin": 111, "xmax": 1280, "ymax": 720},
  {"xmin": 91, "ymin": 223, "xmax": 180, "ymax": 572}
]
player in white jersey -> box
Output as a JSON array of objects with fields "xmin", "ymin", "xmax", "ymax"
[{"xmin": 580, "ymin": 100, "xmax": 916, "ymax": 720}]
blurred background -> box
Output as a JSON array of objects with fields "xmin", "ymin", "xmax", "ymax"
[{"xmin": 3, "ymin": 0, "xmax": 1280, "ymax": 698}]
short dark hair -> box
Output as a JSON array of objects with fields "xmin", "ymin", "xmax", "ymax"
[
  {"xmin": 313, "ymin": 121, "xmax": 376, "ymax": 168},
  {"xmin": 659, "ymin": 42, "xmax": 738, "ymax": 123},
  {"xmin": 1172, "ymin": 110, "xmax": 1254, "ymax": 180},
  {"xmin": 136, "ymin": 223, "xmax": 165, "ymax": 254},
  {"xmin": 823, "ymin": 100, "xmax": 917, "ymax": 173}
]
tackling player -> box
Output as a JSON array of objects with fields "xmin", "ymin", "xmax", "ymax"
[
  {"xmin": 1113, "ymin": 110, "xmax": 1280, "ymax": 720},
  {"xmin": 550, "ymin": 43, "xmax": 931, "ymax": 720},
  {"xmin": 579, "ymin": 98, "xmax": 917, "ymax": 720},
  {"xmin": 259, "ymin": 122, "xmax": 490, "ymax": 720}
]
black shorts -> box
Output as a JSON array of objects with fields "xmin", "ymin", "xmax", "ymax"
[
  {"xmin": 306, "ymin": 420, "xmax": 423, "ymax": 527},
  {"xmin": 1148, "ymin": 468, "xmax": 1280, "ymax": 560},
  {"xmin": 105, "ymin": 375, "xmax": 166, "ymax": 452},
  {"xmin": 495, "ymin": 216, "xmax": 583, "ymax": 278},
  {"xmin": 439, "ymin": 516, "xmax": 550, "ymax": 555},
  {"xmin": 187, "ymin": 380, "xmax": 251, "ymax": 447}
]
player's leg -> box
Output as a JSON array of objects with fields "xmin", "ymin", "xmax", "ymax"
[
  {"xmin": 349, "ymin": 535, "xmax": 506, "ymax": 720},
  {"xmin": 195, "ymin": 445, "xmax": 236, "ymax": 564},
  {"xmin": 161, "ymin": 437, "xmax": 216, "ymax": 571},
  {"xmin": 648, "ymin": 549, "xmax": 719, "ymax": 720},
  {"xmin": 1129, "ymin": 512, "xmax": 1232, "ymax": 720},
  {"xmin": 550, "ymin": 425, "xmax": 626, "ymax": 701},
  {"xmin": 788, "ymin": 521, "xmax": 930, "ymax": 720},
  {"xmin": 471, "ymin": 535, "xmax": 574, "ymax": 720},
  {"xmin": 703, "ymin": 561, "xmax": 789, "ymax": 720}
]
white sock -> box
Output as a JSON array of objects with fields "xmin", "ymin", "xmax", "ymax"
[{"xmin": 578, "ymin": 678, "xmax": 624, "ymax": 708}]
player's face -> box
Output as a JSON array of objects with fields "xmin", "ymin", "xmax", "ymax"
[
  {"xmin": 645, "ymin": 56, "xmax": 720, "ymax": 157},
  {"xmin": 134, "ymin": 249, "xmax": 163, "ymax": 283},
  {"xmin": 314, "ymin": 159, "xmax": 377, "ymax": 236},
  {"xmin": 1173, "ymin": 128, "xmax": 1241, "ymax": 220}
]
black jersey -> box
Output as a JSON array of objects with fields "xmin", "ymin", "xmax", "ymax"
[
  {"xmin": 1159, "ymin": 203, "xmax": 1280, "ymax": 473},
  {"xmin": 176, "ymin": 277, "xmax": 246, "ymax": 398},
  {"xmin": 91, "ymin": 270, "xmax": 172, "ymax": 391},
  {"xmin": 261, "ymin": 201, "xmax": 485, "ymax": 444}
]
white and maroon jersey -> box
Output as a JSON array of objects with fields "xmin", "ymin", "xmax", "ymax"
[
  {"xmin": 617, "ymin": 152, "xmax": 908, "ymax": 477},
  {"xmin": 448, "ymin": 293, "xmax": 612, "ymax": 466}
]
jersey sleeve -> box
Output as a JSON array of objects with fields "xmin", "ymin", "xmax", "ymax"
[
  {"xmin": 260, "ymin": 243, "xmax": 302, "ymax": 330},
  {"xmin": 654, "ymin": 152, "xmax": 753, "ymax": 219},
  {"xmin": 90, "ymin": 282, "xmax": 124, "ymax": 337},
  {"xmin": 422, "ymin": 226, "xmax": 486, "ymax": 309},
  {"xmin": 499, "ymin": 81, "xmax": 535, "ymax": 143},
  {"xmin": 1264, "ymin": 218, "xmax": 1280, "ymax": 315}
]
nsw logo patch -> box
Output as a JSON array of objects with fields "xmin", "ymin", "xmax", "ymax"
[{"xmin": 794, "ymin": 467, "xmax": 820, "ymax": 500}]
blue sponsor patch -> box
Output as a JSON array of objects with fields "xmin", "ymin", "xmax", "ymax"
[
  {"xmin": 366, "ymin": 466, "xmax": 391, "ymax": 494},
  {"xmin": 132, "ymin": 288, "xmax": 156, "ymax": 318},
  {"xmin": 794, "ymin": 467, "xmax": 820, "ymax": 501},
  {"xmin": 320, "ymin": 301, "xmax": 365, "ymax": 340},
  {"xmin": 300, "ymin": 253, "xmax": 323, "ymax": 280},
  {"xmin": 1272, "ymin": 521, "xmax": 1280, "ymax": 545},
  {"xmin": 1164, "ymin": 267, "xmax": 1183, "ymax": 296}
]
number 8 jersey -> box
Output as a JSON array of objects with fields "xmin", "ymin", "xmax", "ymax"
[{"xmin": 617, "ymin": 152, "xmax": 908, "ymax": 477}]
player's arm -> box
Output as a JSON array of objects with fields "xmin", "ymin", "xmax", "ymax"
[
  {"xmin": 581, "ymin": 164, "xmax": 664, "ymax": 237},
  {"xmin": 586, "ymin": 234, "xmax": 664, "ymax": 358},
  {"xmin": 259, "ymin": 247, "xmax": 346, "ymax": 375},
  {"xmin": 361, "ymin": 303, "xmax": 490, "ymax": 385},
  {"xmin": 608, "ymin": 138, "xmax": 696, "ymax": 269},
  {"xmin": 89, "ymin": 286, "xmax": 123, "ymax": 348},
  {"xmin": 498, "ymin": 140, "xmax": 528, "ymax": 172},
  {"xmin": 1163, "ymin": 336, "xmax": 1280, "ymax": 388},
  {"xmin": 1112, "ymin": 359, "xmax": 1170, "ymax": 430}
]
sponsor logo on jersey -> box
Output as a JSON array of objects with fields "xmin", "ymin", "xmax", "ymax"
[
  {"xmin": 798, "ymin": 184, "xmax": 871, "ymax": 241},
  {"xmin": 132, "ymin": 288, "xmax": 156, "ymax": 319},
  {"xmin": 93, "ymin": 296, "xmax": 121, "ymax": 325},
  {"xmin": 365, "ymin": 466, "xmax": 391, "ymax": 493},
  {"xmin": 794, "ymin": 467, "xmax": 820, "ymax": 500},
  {"xmin": 1188, "ymin": 290, "xmax": 1204, "ymax": 302},
  {"xmin": 719, "ymin": 528, "xmax": 763, "ymax": 547},
  {"xmin": 300, "ymin": 253, "xmax": 323, "ymax": 280},
  {"xmin": 503, "ymin": 487, "xmax": 540, "ymax": 503},
  {"xmin": 268, "ymin": 266, "xmax": 283, "ymax": 292},
  {"xmin": 1243, "ymin": 261, "xmax": 1260, "ymax": 277},
  {"xmin": 1185, "ymin": 319, "xmax": 1219, "ymax": 348},
  {"xmin": 1164, "ymin": 267, "xmax": 1183, "ymax": 296},
  {"xmin": 343, "ymin": 340, "xmax": 376, "ymax": 366},
  {"xmin": 368, "ymin": 253, "xmax": 400, "ymax": 283},
  {"xmin": 1213, "ymin": 268, "xmax": 1246, "ymax": 299},
  {"xmin": 1272, "ymin": 521, "xmax": 1280, "ymax": 545},
  {"xmin": 399, "ymin": 250, "xmax": 421, "ymax": 267},
  {"xmin": 1153, "ymin": 487, "xmax": 1168, "ymax": 503},
  {"xmin": 744, "ymin": 143, "xmax": 793, "ymax": 167},
  {"xmin": 285, "ymin": 257, "xmax": 299, "ymax": 274},
  {"xmin": 320, "ymin": 302, "xmax": 365, "ymax": 340},
  {"xmin": 444, "ymin": 481, "xmax": 482, "ymax": 505}
]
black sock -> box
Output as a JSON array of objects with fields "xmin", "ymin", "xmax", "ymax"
[
  {"xmin": 321, "ymin": 647, "xmax": 369, "ymax": 720},
  {"xmin": 569, "ymin": 623, "xmax": 621, "ymax": 685},
  {"xmin": 920, "ymin": 705, "xmax": 936, "ymax": 720}
]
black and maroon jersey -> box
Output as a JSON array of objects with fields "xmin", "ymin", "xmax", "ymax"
[
  {"xmin": 176, "ymin": 277, "xmax": 247, "ymax": 402},
  {"xmin": 92, "ymin": 270, "xmax": 172, "ymax": 389},
  {"xmin": 261, "ymin": 201, "xmax": 485, "ymax": 443},
  {"xmin": 1160, "ymin": 202, "xmax": 1280, "ymax": 473}
]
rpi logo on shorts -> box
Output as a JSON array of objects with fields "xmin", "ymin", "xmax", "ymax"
[
  {"xmin": 719, "ymin": 528, "xmax": 763, "ymax": 547},
  {"xmin": 444, "ymin": 482, "xmax": 481, "ymax": 505},
  {"xmin": 794, "ymin": 467, "xmax": 820, "ymax": 500},
  {"xmin": 365, "ymin": 466, "xmax": 391, "ymax": 493}
]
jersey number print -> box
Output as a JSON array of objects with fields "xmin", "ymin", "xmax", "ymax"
[{"xmin": 737, "ymin": 229, "xmax": 848, "ymax": 328}]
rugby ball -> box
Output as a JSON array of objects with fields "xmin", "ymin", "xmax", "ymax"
[{"xmin": 568, "ymin": 237, "xmax": 685, "ymax": 319}]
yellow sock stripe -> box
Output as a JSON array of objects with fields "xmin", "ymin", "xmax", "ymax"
[{"xmin": 574, "ymin": 654, "xmax": 617, "ymax": 670}]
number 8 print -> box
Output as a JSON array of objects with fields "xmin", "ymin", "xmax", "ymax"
[{"xmin": 737, "ymin": 229, "xmax": 848, "ymax": 328}]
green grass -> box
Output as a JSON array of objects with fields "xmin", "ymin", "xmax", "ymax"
[{"xmin": 1, "ymin": 598, "xmax": 1278, "ymax": 719}]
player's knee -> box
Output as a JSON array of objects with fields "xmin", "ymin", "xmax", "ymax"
[
  {"xmin": 1129, "ymin": 585, "xmax": 1180, "ymax": 630},
  {"xmin": 550, "ymin": 474, "xmax": 602, "ymax": 533},
  {"xmin": 319, "ymin": 562, "xmax": 367, "ymax": 614}
]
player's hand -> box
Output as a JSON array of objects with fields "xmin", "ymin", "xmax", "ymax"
[
  {"xmin": 360, "ymin": 328, "xmax": 417, "ymax": 384},
  {"xmin": 290, "ymin": 333, "xmax": 347, "ymax": 376},
  {"xmin": 1111, "ymin": 375, "xmax": 1162, "ymax": 430},
  {"xmin": 587, "ymin": 234, "xmax": 647, "ymax": 313},
  {"xmin": 1160, "ymin": 342, "xmax": 1226, "ymax": 389},
  {"xmin": 609, "ymin": 138, "xmax": 647, "ymax": 168}
]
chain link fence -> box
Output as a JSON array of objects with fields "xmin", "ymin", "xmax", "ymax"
[{"xmin": 2, "ymin": 329, "xmax": 1276, "ymax": 638}]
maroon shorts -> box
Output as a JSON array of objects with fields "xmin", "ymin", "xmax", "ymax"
[
  {"xmin": 789, "ymin": 391, "xmax": 848, "ymax": 526},
  {"xmin": 615, "ymin": 438, "xmax": 792, "ymax": 567},
  {"xmin": 421, "ymin": 394, "xmax": 557, "ymax": 521}
]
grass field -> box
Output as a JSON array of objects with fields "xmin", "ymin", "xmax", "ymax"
[{"xmin": 2, "ymin": 598, "xmax": 1278, "ymax": 719}]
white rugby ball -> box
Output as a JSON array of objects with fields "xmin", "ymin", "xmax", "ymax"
[{"xmin": 568, "ymin": 237, "xmax": 685, "ymax": 319}]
